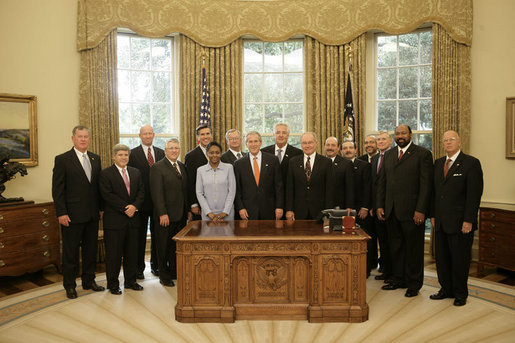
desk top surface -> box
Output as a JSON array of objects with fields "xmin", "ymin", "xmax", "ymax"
[{"xmin": 174, "ymin": 220, "xmax": 368, "ymax": 241}]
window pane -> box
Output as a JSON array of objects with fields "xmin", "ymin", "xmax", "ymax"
[
  {"xmin": 152, "ymin": 72, "xmax": 171, "ymax": 102},
  {"xmin": 132, "ymin": 104, "xmax": 151, "ymax": 133},
  {"xmin": 244, "ymin": 42, "xmax": 263, "ymax": 72},
  {"xmin": 377, "ymin": 69, "xmax": 397, "ymax": 99},
  {"xmin": 118, "ymin": 70, "xmax": 131, "ymax": 102},
  {"xmin": 264, "ymin": 104, "xmax": 283, "ymax": 132},
  {"xmin": 264, "ymin": 42, "xmax": 283, "ymax": 72},
  {"xmin": 119, "ymin": 103, "xmax": 132, "ymax": 134},
  {"xmin": 377, "ymin": 101, "xmax": 396, "ymax": 130},
  {"xmin": 244, "ymin": 103, "xmax": 263, "ymax": 132},
  {"xmin": 399, "ymin": 33, "xmax": 418, "ymax": 66},
  {"xmin": 244, "ymin": 74, "xmax": 263, "ymax": 102},
  {"xmin": 131, "ymin": 71, "xmax": 150, "ymax": 102},
  {"xmin": 152, "ymin": 103, "xmax": 172, "ymax": 133},
  {"xmin": 130, "ymin": 37, "xmax": 150, "ymax": 70},
  {"xmin": 414, "ymin": 133, "xmax": 433, "ymax": 151},
  {"xmin": 398, "ymin": 100, "xmax": 417, "ymax": 128},
  {"xmin": 399, "ymin": 67, "xmax": 418, "ymax": 99},
  {"xmin": 377, "ymin": 35, "xmax": 397, "ymax": 67},
  {"xmin": 420, "ymin": 66, "xmax": 432, "ymax": 98},
  {"xmin": 284, "ymin": 74, "xmax": 303, "ymax": 102},
  {"xmin": 420, "ymin": 99, "xmax": 432, "ymax": 130},
  {"xmin": 118, "ymin": 35, "xmax": 130, "ymax": 69},
  {"xmin": 284, "ymin": 41, "xmax": 303, "ymax": 72},
  {"xmin": 284, "ymin": 103, "xmax": 303, "ymax": 133},
  {"xmin": 263, "ymin": 74, "xmax": 283, "ymax": 102},
  {"xmin": 288, "ymin": 135, "xmax": 301, "ymax": 148},
  {"xmin": 261, "ymin": 136, "xmax": 275, "ymax": 148},
  {"xmin": 151, "ymin": 39, "xmax": 171, "ymax": 71},
  {"xmin": 420, "ymin": 31, "xmax": 433, "ymax": 64},
  {"xmin": 120, "ymin": 137, "xmax": 140, "ymax": 149}
]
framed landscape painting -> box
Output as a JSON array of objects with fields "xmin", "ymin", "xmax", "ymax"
[{"xmin": 0, "ymin": 93, "xmax": 38, "ymax": 166}]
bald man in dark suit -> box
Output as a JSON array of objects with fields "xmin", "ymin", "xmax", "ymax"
[
  {"xmin": 430, "ymin": 130, "xmax": 483, "ymax": 306},
  {"xmin": 377, "ymin": 125, "xmax": 433, "ymax": 298}
]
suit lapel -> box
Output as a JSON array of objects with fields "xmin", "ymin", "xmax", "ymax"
[{"xmin": 70, "ymin": 148, "xmax": 92, "ymax": 183}]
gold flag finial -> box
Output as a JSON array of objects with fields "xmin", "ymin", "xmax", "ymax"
[{"xmin": 200, "ymin": 48, "xmax": 208, "ymax": 67}]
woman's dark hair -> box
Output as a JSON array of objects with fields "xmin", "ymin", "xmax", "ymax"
[{"xmin": 206, "ymin": 141, "xmax": 222, "ymax": 152}]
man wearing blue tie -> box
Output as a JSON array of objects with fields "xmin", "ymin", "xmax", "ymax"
[{"xmin": 52, "ymin": 126, "xmax": 105, "ymax": 299}]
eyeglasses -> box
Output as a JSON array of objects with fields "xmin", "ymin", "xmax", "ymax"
[{"xmin": 442, "ymin": 137, "xmax": 457, "ymax": 143}]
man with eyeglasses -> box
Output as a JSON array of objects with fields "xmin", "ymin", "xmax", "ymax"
[
  {"xmin": 429, "ymin": 130, "xmax": 483, "ymax": 306},
  {"xmin": 221, "ymin": 129, "xmax": 245, "ymax": 164}
]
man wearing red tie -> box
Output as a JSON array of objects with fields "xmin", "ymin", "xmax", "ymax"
[
  {"xmin": 377, "ymin": 125, "xmax": 433, "ymax": 298},
  {"xmin": 100, "ymin": 144, "xmax": 145, "ymax": 294},
  {"xmin": 128, "ymin": 125, "xmax": 165, "ymax": 278},
  {"xmin": 430, "ymin": 130, "xmax": 483, "ymax": 306}
]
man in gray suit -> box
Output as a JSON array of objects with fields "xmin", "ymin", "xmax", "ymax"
[
  {"xmin": 150, "ymin": 138, "xmax": 189, "ymax": 287},
  {"xmin": 377, "ymin": 124, "xmax": 433, "ymax": 297}
]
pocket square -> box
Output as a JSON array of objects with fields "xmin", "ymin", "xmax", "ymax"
[{"xmin": 453, "ymin": 173, "xmax": 462, "ymax": 176}]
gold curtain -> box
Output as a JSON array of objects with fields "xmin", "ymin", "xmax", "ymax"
[
  {"xmin": 79, "ymin": 30, "xmax": 119, "ymax": 168},
  {"xmin": 77, "ymin": 0, "xmax": 472, "ymax": 51},
  {"xmin": 432, "ymin": 23, "xmax": 471, "ymax": 158},
  {"xmin": 305, "ymin": 34, "xmax": 366, "ymax": 152},
  {"xmin": 180, "ymin": 35, "xmax": 242, "ymax": 155}
]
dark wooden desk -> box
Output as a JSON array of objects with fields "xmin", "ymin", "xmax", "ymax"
[{"xmin": 174, "ymin": 220, "xmax": 369, "ymax": 323}]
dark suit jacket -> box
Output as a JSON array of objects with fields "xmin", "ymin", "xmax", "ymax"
[
  {"xmin": 432, "ymin": 152, "xmax": 483, "ymax": 234},
  {"xmin": 128, "ymin": 145, "xmax": 165, "ymax": 213},
  {"xmin": 52, "ymin": 148, "xmax": 102, "ymax": 223},
  {"xmin": 233, "ymin": 152, "xmax": 283, "ymax": 219},
  {"xmin": 262, "ymin": 143, "xmax": 302, "ymax": 193},
  {"xmin": 221, "ymin": 150, "xmax": 245, "ymax": 165},
  {"xmin": 286, "ymin": 153, "xmax": 333, "ymax": 219},
  {"xmin": 99, "ymin": 165, "xmax": 145, "ymax": 230},
  {"xmin": 370, "ymin": 151, "xmax": 386, "ymax": 211},
  {"xmin": 351, "ymin": 158, "xmax": 371, "ymax": 210},
  {"xmin": 332, "ymin": 155, "xmax": 354, "ymax": 209},
  {"xmin": 184, "ymin": 146, "xmax": 208, "ymax": 207},
  {"xmin": 377, "ymin": 143, "xmax": 433, "ymax": 221},
  {"xmin": 150, "ymin": 158, "xmax": 189, "ymax": 222}
]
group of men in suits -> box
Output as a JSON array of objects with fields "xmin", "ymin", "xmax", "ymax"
[{"xmin": 53, "ymin": 123, "xmax": 482, "ymax": 306}]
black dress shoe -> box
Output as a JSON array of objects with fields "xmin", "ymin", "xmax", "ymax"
[
  {"xmin": 110, "ymin": 287, "xmax": 122, "ymax": 295},
  {"xmin": 429, "ymin": 290, "xmax": 453, "ymax": 300},
  {"xmin": 83, "ymin": 281, "xmax": 105, "ymax": 292},
  {"xmin": 381, "ymin": 282, "xmax": 405, "ymax": 290},
  {"xmin": 375, "ymin": 273, "xmax": 388, "ymax": 280},
  {"xmin": 65, "ymin": 288, "xmax": 78, "ymax": 299},
  {"xmin": 405, "ymin": 289, "xmax": 419, "ymax": 297},
  {"xmin": 160, "ymin": 279, "xmax": 175, "ymax": 287},
  {"xmin": 125, "ymin": 283, "xmax": 144, "ymax": 291},
  {"xmin": 454, "ymin": 298, "xmax": 467, "ymax": 306},
  {"xmin": 151, "ymin": 269, "xmax": 159, "ymax": 276},
  {"xmin": 136, "ymin": 273, "xmax": 145, "ymax": 280}
]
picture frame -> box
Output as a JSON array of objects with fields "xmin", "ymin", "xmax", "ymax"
[
  {"xmin": 0, "ymin": 93, "xmax": 38, "ymax": 166},
  {"xmin": 507, "ymin": 97, "xmax": 515, "ymax": 159}
]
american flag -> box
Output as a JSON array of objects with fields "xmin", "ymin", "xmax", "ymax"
[
  {"xmin": 199, "ymin": 66, "xmax": 211, "ymax": 126},
  {"xmin": 343, "ymin": 71, "xmax": 355, "ymax": 143}
]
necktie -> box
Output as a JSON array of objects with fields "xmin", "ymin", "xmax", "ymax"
[
  {"xmin": 305, "ymin": 156, "xmax": 312, "ymax": 182},
  {"xmin": 172, "ymin": 162, "xmax": 182, "ymax": 179},
  {"xmin": 398, "ymin": 149, "xmax": 404, "ymax": 160},
  {"xmin": 147, "ymin": 147, "xmax": 154, "ymax": 166},
  {"xmin": 443, "ymin": 158, "xmax": 452, "ymax": 178},
  {"xmin": 253, "ymin": 156, "xmax": 260, "ymax": 186},
  {"xmin": 277, "ymin": 149, "xmax": 283, "ymax": 163},
  {"xmin": 236, "ymin": 152, "xmax": 242, "ymax": 159},
  {"xmin": 377, "ymin": 153, "xmax": 384, "ymax": 173},
  {"xmin": 122, "ymin": 168, "xmax": 130, "ymax": 195},
  {"xmin": 82, "ymin": 153, "xmax": 91, "ymax": 182}
]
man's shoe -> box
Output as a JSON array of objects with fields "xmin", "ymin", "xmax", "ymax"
[
  {"xmin": 429, "ymin": 290, "xmax": 452, "ymax": 300},
  {"xmin": 454, "ymin": 298, "xmax": 467, "ymax": 306},
  {"xmin": 405, "ymin": 289, "xmax": 419, "ymax": 297},
  {"xmin": 125, "ymin": 283, "xmax": 144, "ymax": 291},
  {"xmin": 83, "ymin": 281, "xmax": 105, "ymax": 292},
  {"xmin": 136, "ymin": 273, "xmax": 145, "ymax": 280},
  {"xmin": 65, "ymin": 288, "xmax": 78, "ymax": 299},
  {"xmin": 151, "ymin": 269, "xmax": 159, "ymax": 276},
  {"xmin": 381, "ymin": 282, "xmax": 405, "ymax": 290},
  {"xmin": 110, "ymin": 287, "xmax": 122, "ymax": 295},
  {"xmin": 375, "ymin": 273, "xmax": 388, "ymax": 280},
  {"xmin": 160, "ymin": 279, "xmax": 175, "ymax": 287}
]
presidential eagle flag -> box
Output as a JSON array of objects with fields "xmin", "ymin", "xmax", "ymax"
[
  {"xmin": 343, "ymin": 70, "xmax": 356, "ymax": 143},
  {"xmin": 199, "ymin": 66, "xmax": 211, "ymax": 126}
]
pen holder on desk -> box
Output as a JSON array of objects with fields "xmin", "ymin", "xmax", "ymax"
[{"xmin": 321, "ymin": 208, "xmax": 357, "ymax": 231}]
